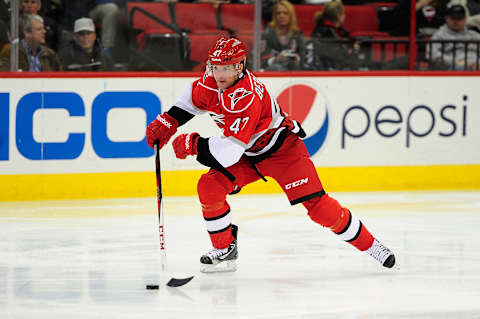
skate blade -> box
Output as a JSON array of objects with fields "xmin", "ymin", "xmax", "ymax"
[{"xmin": 200, "ymin": 260, "xmax": 237, "ymax": 273}]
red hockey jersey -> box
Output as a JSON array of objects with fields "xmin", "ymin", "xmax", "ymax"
[{"xmin": 175, "ymin": 70, "xmax": 287, "ymax": 166}]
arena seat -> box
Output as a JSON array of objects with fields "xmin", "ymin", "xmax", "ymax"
[
  {"xmin": 127, "ymin": 2, "xmax": 178, "ymax": 50},
  {"xmin": 128, "ymin": 2, "xmax": 175, "ymax": 33},
  {"xmin": 343, "ymin": 5, "xmax": 381, "ymax": 34},
  {"xmin": 127, "ymin": 2, "xmax": 194, "ymax": 70},
  {"xmin": 188, "ymin": 34, "xmax": 224, "ymax": 71},
  {"xmin": 173, "ymin": 3, "xmax": 221, "ymax": 34},
  {"xmin": 295, "ymin": 5, "xmax": 323, "ymax": 38},
  {"xmin": 236, "ymin": 34, "xmax": 254, "ymax": 53},
  {"xmin": 219, "ymin": 4, "xmax": 255, "ymax": 35}
]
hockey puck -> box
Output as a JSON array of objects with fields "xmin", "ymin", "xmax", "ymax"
[{"xmin": 146, "ymin": 285, "xmax": 159, "ymax": 290}]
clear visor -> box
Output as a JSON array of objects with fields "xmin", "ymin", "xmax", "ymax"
[{"xmin": 207, "ymin": 62, "xmax": 241, "ymax": 76}]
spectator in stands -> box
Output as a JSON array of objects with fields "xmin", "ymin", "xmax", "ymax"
[
  {"xmin": 21, "ymin": 0, "xmax": 59, "ymax": 50},
  {"xmin": 307, "ymin": 0, "xmax": 363, "ymax": 70},
  {"xmin": 58, "ymin": 17, "xmax": 114, "ymax": 71},
  {"xmin": 260, "ymin": 0, "xmax": 303, "ymax": 25},
  {"xmin": 61, "ymin": 0, "xmax": 124, "ymax": 53},
  {"xmin": 448, "ymin": 0, "xmax": 480, "ymax": 31},
  {"xmin": 390, "ymin": 0, "xmax": 449, "ymax": 36},
  {"xmin": 430, "ymin": 3, "xmax": 480, "ymax": 69},
  {"xmin": 261, "ymin": 0, "xmax": 305, "ymax": 71},
  {"xmin": 0, "ymin": 14, "xmax": 62, "ymax": 71}
]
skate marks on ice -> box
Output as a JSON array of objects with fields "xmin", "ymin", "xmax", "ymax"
[{"xmin": 1, "ymin": 191, "xmax": 480, "ymax": 318}]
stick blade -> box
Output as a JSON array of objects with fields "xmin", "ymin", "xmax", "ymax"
[{"xmin": 166, "ymin": 276, "xmax": 194, "ymax": 287}]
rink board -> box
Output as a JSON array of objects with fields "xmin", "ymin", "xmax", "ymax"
[
  {"xmin": 0, "ymin": 73, "xmax": 479, "ymax": 200},
  {"xmin": 0, "ymin": 165, "xmax": 478, "ymax": 201}
]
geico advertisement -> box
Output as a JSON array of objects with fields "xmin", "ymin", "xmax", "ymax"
[{"xmin": 0, "ymin": 76, "xmax": 478, "ymax": 175}]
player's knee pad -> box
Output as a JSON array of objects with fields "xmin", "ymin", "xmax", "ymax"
[
  {"xmin": 197, "ymin": 172, "xmax": 229, "ymax": 217},
  {"xmin": 198, "ymin": 173, "xmax": 227, "ymax": 205}
]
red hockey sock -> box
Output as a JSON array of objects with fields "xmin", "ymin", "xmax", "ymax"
[
  {"xmin": 202, "ymin": 201, "xmax": 234, "ymax": 249},
  {"xmin": 304, "ymin": 194, "xmax": 374, "ymax": 251},
  {"xmin": 198, "ymin": 171, "xmax": 235, "ymax": 249}
]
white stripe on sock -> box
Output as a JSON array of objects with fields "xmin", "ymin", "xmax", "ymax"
[
  {"xmin": 205, "ymin": 212, "xmax": 232, "ymax": 233},
  {"xmin": 338, "ymin": 212, "xmax": 361, "ymax": 242}
]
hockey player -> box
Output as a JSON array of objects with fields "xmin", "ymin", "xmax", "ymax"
[{"xmin": 146, "ymin": 37, "xmax": 395, "ymax": 273}]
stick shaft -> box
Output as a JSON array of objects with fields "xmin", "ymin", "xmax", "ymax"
[{"xmin": 154, "ymin": 144, "xmax": 167, "ymax": 272}]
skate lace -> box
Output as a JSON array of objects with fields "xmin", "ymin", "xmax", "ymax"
[
  {"xmin": 367, "ymin": 241, "xmax": 391, "ymax": 263},
  {"xmin": 207, "ymin": 247, "xmax": 229, "ymax": 259}
]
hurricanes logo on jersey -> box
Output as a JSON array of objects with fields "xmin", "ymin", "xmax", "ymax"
[{"xmin": 228, "ymin": 88, "xmax": 252, "ymax": 110}]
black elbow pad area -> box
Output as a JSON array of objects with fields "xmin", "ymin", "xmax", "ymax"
[
  {"xmin": 166, "ymin": 106, "xmax": 195, "ymax": 127},
  {"xmin": 196, "ymin": 137, "xmax": 236, "ymax": 182}
]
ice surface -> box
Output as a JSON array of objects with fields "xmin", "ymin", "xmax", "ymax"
[{"xmin": 1, "ymin": 191, "xmax": 480, "ymax": 318}]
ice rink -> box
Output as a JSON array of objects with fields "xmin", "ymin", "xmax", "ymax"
[{"xmin": 1, "ymin": 191, "xmax": 480, "ymax": 319}]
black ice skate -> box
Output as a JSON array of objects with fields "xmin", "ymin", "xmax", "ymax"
[
  {"xmin": 200, "ymin": 224, "xmax": 238, "ymax": 273},
  {"xmin": 366, "ymin": 239, "xmax": 396, "ymax": 268}
]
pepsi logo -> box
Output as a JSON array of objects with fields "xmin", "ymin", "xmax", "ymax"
[{"xmin": 276, "ymin": 83, "xmax": 329, "ymax": 156}]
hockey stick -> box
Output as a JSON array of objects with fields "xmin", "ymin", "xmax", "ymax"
[
  {"xmin": 154, "ymin": 143, "xmax": 168, "ymax": 274},
  {"xmin": 150, "ymin": 143, "xmax": 194, "ymax": 288}
]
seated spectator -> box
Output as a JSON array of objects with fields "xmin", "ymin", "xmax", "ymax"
[
  {"xmin": 0, "ymin": 14, "xmax": 62, "ymax": 71},
  {"xmin": 261, "ymin": 0, "xmax": 303, "ymax": 25},
  {"xmin": 21, "ymin": 0, "xmax": 59, "ymax": 50},
  {"xmin": 61, "ymin": 0, "xmax": 124, "ymax": 53},
  {"xmin": 430, "ymin": 3, "xmax": 480, "ymax": 69},
  {"xmin": 311, "ymin": 0, "xmax": 348, "ymax": 39},
  {"xmin": 448, "ymin": 0, "xmax": 480, "ymax": 31},
  {"xmin": 261, "ymin": 0, "xmax": 305, "ymax": 71},
  {"xmin": 58, "ymin": 17, "xmax": 114, "ymax": 71},
  {"xmin": 307, "ymin": 0, "xmax": 363, "ymax": 70}
]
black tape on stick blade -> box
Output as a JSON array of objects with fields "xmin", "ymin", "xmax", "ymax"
[{"xmin": 166, "ymin": 276, "xmax": 194, "ymax": 287}]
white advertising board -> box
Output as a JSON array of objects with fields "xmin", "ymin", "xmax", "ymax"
[{"xmin": 1, "ymin": 75, "xmax": 479, "ymax": 176}]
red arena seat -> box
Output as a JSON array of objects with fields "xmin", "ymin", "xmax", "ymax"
[
  {"xmin": 174, "ymin": 3, "xmax": 220, "ymax": 33},
  {"xmin": 188, "ymin": 34, "xmax": 224, "ymax": 71},
  {"xmin": 128, "ymin": 2, "xmax": 174, "ymax": 33},
  {"xmin": 343, "ymin": 6, "xmax": 380, "ymax": 34},
  {"xmin": 220, "ymin": 4, "xmax": 255, "ymax": 35},
  {"xmin": 295, "ymin": 5, "xmax": 323, "ymax": 38}
]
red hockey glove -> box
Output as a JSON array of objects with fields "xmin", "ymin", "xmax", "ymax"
[
  {"xmin": 146, "ymin": 113, "xmax": 179, "ymax": 149},
  {"xmin": 172, "ymin": 132, "xmax": 200, "ymax": 159},
  {"xmin": 284, "ymin": 116, "xmax": 306, "ymax": 139}
]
